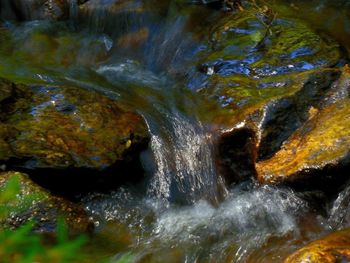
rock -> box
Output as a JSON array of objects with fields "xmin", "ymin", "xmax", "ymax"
[
  {"xmin": 256, "ymin": 98, "xmax": 350, "ymax": 184},
  {"xmin": 0, "ymin": 80, "xmax": 149, "ymax": 172},
  {"xmin": 284, "ymin": 228, "xmax": 350, "ymax": 263},
  {"xmin": 188, "ymin": 6, "xmax": 344, "ymax": 185},
  {"xmin": 214, "ymin": 67, "xmax": 342, "ymax": 185},
  {"xmin": 257, "ymin": 68, "xmax": 341, "ymax": 161},
  {"xmin": 190, "ymin": 8, "xmax": 341, "ymax": 128},
  {"xmin": 0, "ymin": 171, "xmax": 93, "ymax": 235}
]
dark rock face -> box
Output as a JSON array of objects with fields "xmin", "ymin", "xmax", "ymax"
[
  {"xmin": 0, "ymin": 171, "xmax": 94, "ymax": 235},
  {"xmin": 0, "ymin": 79, "xmax": 149, "ymax": 174}
]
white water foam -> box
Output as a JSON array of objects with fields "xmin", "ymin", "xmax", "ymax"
[{"xmin": 83, "ymin": 183, "xmax": 307, "ymax": 262}]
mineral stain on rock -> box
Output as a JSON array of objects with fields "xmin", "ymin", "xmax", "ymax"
[
  {"xmin": 0, "ymin": 79, "xmax": 149, "ymax": 173},
  {"xmin": 284, "ymin": 228, "xmax": 350, "ymax": 263}
]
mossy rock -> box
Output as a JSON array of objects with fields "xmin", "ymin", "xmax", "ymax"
[
  {"xmin": 257, "ymin": 97, "xmax": 350, "ymax": 184},
  {"xmin": 191, "ymin": 7, "xmax": 341, "ymax": 127},
  {"xmin": 0, "ymin": 80, "xmax": 149, "ymax": 171},
  {"xmin": 0, "ymin": 171, "xmax": 93, "ymax": 235},
  {"xmin": 284, "ymin": 228, "xmax": 350, "ymax": 263}
]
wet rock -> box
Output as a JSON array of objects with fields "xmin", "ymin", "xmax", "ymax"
[
  {"xmin": 257, "ymin": 69, "xmax": 341, "ymax": 161},
  {"xmin": 191, "ymin": 8, "xmax": 341, "ymax": 127},
  {"xmin": 284, "ymin": 228, "xmax": 350, "ymax": 263},
  {"xmin": 256, "ymin": 98, "xmax": 350, "ymax": 184},
  {"xmin": 214, "ymin": 68, "xmax": 342, "ymax": 185},
  {"xmin": 0, "ymin": 80, "xmax": 149, "ymax": 172},
  {"xmin": 193, "ymin": 7, "xmax": 344, "ymax": 185},
  {"xmin": 0, "ymin": 171, "xmax": 93, "ymax": 235},
  {"xmin": 0, "ymin": 124, "xmax": 12, "ymax": 161}
]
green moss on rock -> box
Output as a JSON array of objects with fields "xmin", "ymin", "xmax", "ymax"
[
  {"xmin": 0, "ymin": 171, "xmax": 93, "ymax": 235},
  {"xmin": 0, "ymin": 80, "xmax": 149, "ymax": 170}
]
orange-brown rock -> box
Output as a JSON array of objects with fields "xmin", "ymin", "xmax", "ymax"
[
  {"xmin": 0, "ymin": 80, "xmax": 149, "ymax": 171},
  {"xmin": 256, "ymin": 98, "xmax": 350, "ymax": 184},
  {"xmin": 284, "ymin": 228, "xmax": 350, "ymax": 263}
]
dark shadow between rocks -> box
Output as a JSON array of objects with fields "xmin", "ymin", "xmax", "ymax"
[
  {"xmin": 216, "ymin": 128, "xmax": 258, "ymax": 186},
  {"xmin": 279, "ymin": 160, "xmax": 350, "ymax": 198},
  {"xmin": 4, "ymin": 139, "xmax": 149, "ymax": 200}
]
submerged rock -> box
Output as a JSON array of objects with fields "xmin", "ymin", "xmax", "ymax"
[
  {"xmin": 192, "ymin": 9, "xmax": 340, "ymax": 123},
  {"xmin": 0, "ymin": 171, "xmax": 93, "ymax": 235},
  {"xmin": 0, "ymin": 80, "xmax": 149, "ymax": 172},
  {"xmin": 284, "ymin": 228, "xmax": 350, "ymax": 263}
]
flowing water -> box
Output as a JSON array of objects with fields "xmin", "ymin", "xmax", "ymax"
[{"xmin": 1, "ymin": 0, "xmax": 350, "ymax": 262}]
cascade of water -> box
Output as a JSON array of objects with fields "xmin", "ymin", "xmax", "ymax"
[
  {"xmin": 69, "ymin": 0, "xmax": 79, "ymax": 20},
  {"xmin": 145, "ymin": 111, "xmax": 219, "ymax": 204},
  {"xmin": 0, "ymin": 0, "xmax": 223, "ymax": 204},
  {"xmin": 94, "ymin": 60, "xmax": 220, "ymax": 204},
  {"xmin": 82, "ymin": 6, "xmax": 223, "ymax": 204}
]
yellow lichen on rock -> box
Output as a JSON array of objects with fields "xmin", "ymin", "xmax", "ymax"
[
  {"xmin": 284, "ymin": 228, "xmax": 350, "ymax": 263},
  {"xmin": 257, "ymin": 99, "xmax": 350, "ymax": 183}
]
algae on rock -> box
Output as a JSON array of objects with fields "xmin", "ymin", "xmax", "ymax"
[
  {"xmin": 0, "ymin": 171, "xmax": 93, "ymax": 235},
  {"xmin": 0, "ymin": 79, "xmax": 149, "ymax": 171}
]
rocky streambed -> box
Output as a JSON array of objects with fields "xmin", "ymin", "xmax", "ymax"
[{"xmin": 1, "ymin": 0, "xmax": 350, "ymax": 262}]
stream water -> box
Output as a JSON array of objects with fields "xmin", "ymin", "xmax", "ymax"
[{"xmin": 1, "ymin": 0, "xmax": 350, "ymax": 262}]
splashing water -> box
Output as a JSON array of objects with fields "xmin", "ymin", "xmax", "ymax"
[{"xmin": 83, "ymin": 182, "xmax": 309, "ymax": 262}]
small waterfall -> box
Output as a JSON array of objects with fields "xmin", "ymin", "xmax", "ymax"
[
  {"xmin": 0, "ymin": 0, "xmax": 222, "ymax": 204},
  {"xmin": 69, "ymin": 0, "xmax": 79, "ymax": 20},
  {"xmin": 94, "ymin": 60, "xmax": 220, "ymax": 204},
  {"xmin": 85, "ymin": 7, "xmax": 222, "ymax": 204},
  {"xmin": 146, "ymin": 111, "xmax": 219, "ymax": 204}
]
